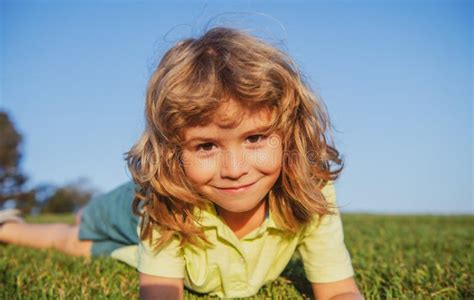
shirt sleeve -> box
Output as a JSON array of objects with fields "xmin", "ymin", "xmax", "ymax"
[
  {"xmin": 137, "ymin": 219, "xmax": 186, "ymax": 278},
  {"xmin": 297, "ymin": 181, "xmax": 355, "ymax": 283}
]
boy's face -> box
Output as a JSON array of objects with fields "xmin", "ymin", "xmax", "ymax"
[{"xmin": 180, "ymin": 101, "xmax": 282, "ymax": 215}]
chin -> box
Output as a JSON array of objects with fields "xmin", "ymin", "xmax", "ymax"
[{"xmin": 215, "ymin": 200, "xmax": 262, "ymax": 214}]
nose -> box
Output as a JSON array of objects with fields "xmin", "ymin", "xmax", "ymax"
[{"xmin": 219, "ymin": 148, "xmax": 249, "ymax": 179}]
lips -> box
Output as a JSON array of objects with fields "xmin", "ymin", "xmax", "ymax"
[
  {"xmin": 213, "ymin": 180, "xmax": 258, "ymax": 194},
  {"xmin": 218, "ymin": 182, "xmax": 256, "ymax": 190}
]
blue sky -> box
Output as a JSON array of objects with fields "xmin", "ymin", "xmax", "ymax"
[{"xmin": 1, "ymin": 0, "xmax": 472, "ymax": 214}]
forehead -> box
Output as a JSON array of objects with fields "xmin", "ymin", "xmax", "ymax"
[{"xmin": 182, "ymin": 102, "xmax": 273, "ymax": 141}]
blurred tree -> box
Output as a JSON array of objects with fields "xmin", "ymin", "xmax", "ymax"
[
  {"xmin": 41, "ymin": 187, "xmax": 76, "ymax": 213},
  {"xmin": 0, "ymin": 111, "xmax": 35, "ymax": 213},
  {"xmin": 41, "ymin": 178, "xmax": 97, "ymax": 214},
  {"xmin": 31, "ymin": 183, "xmax": 58, "ymax": 215}
]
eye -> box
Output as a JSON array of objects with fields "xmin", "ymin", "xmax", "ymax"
[
  {"xmin": 246, "ymin": 134, "xmax": 266, "ymax": 144},
  {"xmin": 196, "ymin": 142, "xmax": 216, "ymax": 152}
]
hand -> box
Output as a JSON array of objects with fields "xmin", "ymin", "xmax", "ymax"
[
  {"xmin": 312, "ymin": 277, "xmax": 363, "ymax": 300},
  {"xmin": 139, "ymin": 272, "xmax": 184, "ymax": 300}
]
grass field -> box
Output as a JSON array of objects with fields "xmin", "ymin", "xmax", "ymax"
[{"xmin": 1, "ymin": 214, "xmax": 472, "ymax": 299}]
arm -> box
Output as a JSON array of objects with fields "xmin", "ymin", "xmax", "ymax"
[
  {"xmin": 139, "ymin": 272, "xmax": 184, "ymax": 300},
  {"xmin": 312, "ymin": 277, "xmax": 363, "ymax": 300},
  {"xmin": 136, "ymin": 211, "xmax": 186, "ymax": 300},
  {"xmin": 298, "ymin": 183, "xmax": 361, "ymax": 299}
]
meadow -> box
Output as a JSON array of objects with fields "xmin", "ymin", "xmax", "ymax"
[{"xmin": 1, "ymin": 214, "xmax": 472, "ymax": 299}]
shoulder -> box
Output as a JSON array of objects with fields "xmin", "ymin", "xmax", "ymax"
[
  {"xmin": 321, "ymin": 180, "xmax": 337, "ymax": 205},
  {"xmin": 299, "ymin": 181, "xmax": 339, "ymax": 237},
  {"xmin": 91, "ymin": 180, "xmax": 136, "ymax": 202}
]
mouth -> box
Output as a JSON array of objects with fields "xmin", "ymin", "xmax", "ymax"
[{"xmin": 213, "ymin": 180, "xmax": 258, "ymax": 194}]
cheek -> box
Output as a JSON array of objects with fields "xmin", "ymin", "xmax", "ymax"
[
  {"xmin": 252, "ymin": 141, "xmax": 283, "ymax": 174},
  {"xmin": 181, "ymin": 151, "xmax": 217, "ymax": 185}
]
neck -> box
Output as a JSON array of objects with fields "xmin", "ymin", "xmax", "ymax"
[{"xmin": 216, "ymin": 200, "xmax": 267, "ymax": 239}]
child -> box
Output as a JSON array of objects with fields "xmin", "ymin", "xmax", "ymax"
[{"xmin": 0, "ymin": 27, "xmax": 362, "ymax": 299}]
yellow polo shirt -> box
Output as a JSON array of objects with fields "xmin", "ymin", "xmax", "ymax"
[{"xmin": 110, "ymin": 182, "xmax": 354, "ymax": 298}]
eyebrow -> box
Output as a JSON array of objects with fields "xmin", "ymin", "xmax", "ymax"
[{"xmin": 183, "ymin": 124, "xmax": 274, "ymax": 146}]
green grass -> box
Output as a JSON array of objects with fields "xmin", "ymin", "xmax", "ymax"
[{"xmin": 1, "ymin": 214, "xmax": 472, "ymax": 299}]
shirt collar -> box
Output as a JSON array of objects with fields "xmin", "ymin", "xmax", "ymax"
[{"xmin": 193, "ymin": 201, "xmax": 283, "ymax": 231}]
